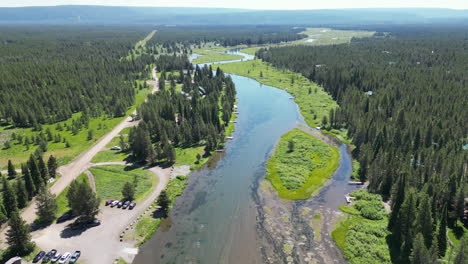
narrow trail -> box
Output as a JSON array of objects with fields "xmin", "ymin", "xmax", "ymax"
[
  {"xmin": 84, "ymin": 170, "xmax": 96, "ymax": 192},
  {"xmin": 0, "ymin": 67, "xmax": 159, "ymax": 247}
]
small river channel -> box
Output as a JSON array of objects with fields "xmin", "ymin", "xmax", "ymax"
[{"xmin": 134, "ymin": 50, "xmax": 359, "ymax": 264}]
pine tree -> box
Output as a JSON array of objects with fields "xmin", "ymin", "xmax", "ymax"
[
  {"xmin": 122, "ymin": 182, "xmax": 135, "ymax": 201},
  {"xmin": 399, "ymin": 189, "xmax": 418, "ymax": 260},
  {"xmin": 47, "ymin": 155, "xmax": 58, "ymax": 178},
  {"xmin": 38, "ymin": 155, "xmax": 49, "ymax": 184},
  {"xmin": 0, "ymin": 201, "xmax": 7, "ymax": 223},
  {"xmin": 67, "ymin": 180, "xmax": 100, "ymax": 221},
  {"xmin": 417, "ymin": 196, "xmax": 434, "ymax": 248},
  {"xmin": 15, "ymin": 179, "xmax": 28, "ymax": 209},
  {"xmin": 2, "ymin": 175, "xmax": 18, "ymax": 218},
  {"xmin": 157, "ymin": 190, "xmax": 170, "ymax": 215},
  {"xmin": 438, "ymin": 206, "xmax": 448, "ymax": 257},
  {"xmin": 410, "ymin": 233, "xmax": 431, "ymax": 264},
  {"xmin": 35, "ymin": 186, "xmax": 57, "ymax": 223},
  {"xmin": 454, "ymin": 185, "xmax": 465, "ymax": 224},
  {"xmin": 165, "ymin": 144, "xmax": 176, "ymax": 164},
  {"xmin": 389, "ymin": 174, "xmax": 406, "ymax": 231},
  {"xmin": 22, "ymin": 164, "xmax": 36, "ymax": 198},
  {"xmin": 28, "ymin": 155, "xmax": 41, "ymax": 188},
  {"xmin": 7, "ymin": 160, "xmax": 17, "ymax": 179},
  {"xmin": 6, "ymin": 210, "xmax": 34, "ymax": 254}
]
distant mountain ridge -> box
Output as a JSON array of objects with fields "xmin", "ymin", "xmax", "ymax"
[{"xmin": 0, "ymin": 6, "xmax": 467, "ymax": 25}]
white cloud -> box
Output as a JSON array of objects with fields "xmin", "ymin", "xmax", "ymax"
[{"xmin": 1, "ymin": 0, "xmax": 467, "ymax": 9}]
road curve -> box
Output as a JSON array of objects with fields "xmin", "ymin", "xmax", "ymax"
[{"xmin": 0, "ymin": 68, "xmax": 158, "ymax": 246}]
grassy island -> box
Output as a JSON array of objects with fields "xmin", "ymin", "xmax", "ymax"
[{"xmin": 265, "ymin": 128, "xmax": 339, "ymax": 200}]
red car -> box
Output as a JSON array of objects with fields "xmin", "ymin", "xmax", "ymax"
[
  {"xmin": 117, "ymin": 201, "xmax": 123, "ymax": 208},
  {"xmin": 105, "ymin": 200, "xmax": 115, "ymax": 206}
]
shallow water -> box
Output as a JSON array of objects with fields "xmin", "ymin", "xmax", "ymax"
[{"xmin": 134, "ymin": 50, "xmax": 356, "ymax": 264}]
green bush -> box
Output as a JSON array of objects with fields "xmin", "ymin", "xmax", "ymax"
[
  {"xmin": 354, "ymin": 200, "xmax": 386, "ymax": 220},
  {"xmin": 343, "ymin": 219, "xmax": 391, "ymax": 264}
]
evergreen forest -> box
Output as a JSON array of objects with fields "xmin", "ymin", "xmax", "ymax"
[
  {"xmin": 257, "ymin": 28, "xmax": 468, "ymax": 263},
  {"xmin": 0, "ymin": 26, "xmax": 154, "ymax": 127}
]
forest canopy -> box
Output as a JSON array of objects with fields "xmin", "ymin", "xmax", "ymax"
[
  {"xmin": 257, "ymin": 28, "xmax": 468, "ymax": 262},
  {"xmin": 0, "ymin": 26, "xmax": 154, "ymax": 127}
]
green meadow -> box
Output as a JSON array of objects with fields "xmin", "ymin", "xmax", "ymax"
[
  {"xmin": 0, "ymin": 87, "xmax": 150, "ymax": 169},
  {"xmin": 265, "ymin": 128, "xmax": 339, "ymax": 200},
  {"xmin": 192, "ymin": 49, "xmax": 243, "ymax": 64},
  {"xmin": 89, "ymin": 165, "xmax": 156, "ymax": 203},
  {"xmin": 219, "ymin": 59, "xmax": 337, "ymax": 128}
]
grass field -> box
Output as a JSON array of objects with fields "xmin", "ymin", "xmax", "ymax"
[
  {"xmin": 89, "ymin": 165, "xmax": 156, "ymax": 203},
  {"xmin": 0, "ymin": 87, "xmax": 150, "ymax": 169},
  {"xmin": 265, "ymin": 128, "xmax": 340, "ymax": 200},
  {"xmin": 218, "ymin": 59, "xmax": 337, "ymax": 128},
  {"xmin": 91, "ymin": 135, "xmax": 131, "ymax": 163},
  {"xmin": 290, "ymin": 28, "xmax": 374, "ymax": 46},
  {"xmin": 192, "ymin": 49, "xmax": 243, "ymax": 64}
]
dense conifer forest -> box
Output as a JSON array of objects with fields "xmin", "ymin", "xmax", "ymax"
[
  {"xmin": 128, "ymin": 60, "xmax": 236, "ymax": 164},
  {"xmin": 0, "ymin": 26, "xmax": 154, "ymax": 127},
  {"xmin": 257, "ymin": 28, "xmax": 468, "ymax": 262},
  {"xmin": 150, "ymin": 26, "xmax": 306, "ymax": 47}
]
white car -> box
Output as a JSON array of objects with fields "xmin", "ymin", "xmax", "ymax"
[
  {"xmin": 59, "ymin": 252, "xmax": 70, "ymax": 264},
  {"xmin": 51, "ymin": 253, "xmax": 61, "ymax": 263},
  {"xmin": 110, "ymin": 146, "xmax": 121, "ymax": 150}
]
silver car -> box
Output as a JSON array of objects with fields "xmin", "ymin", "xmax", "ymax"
[
  {"xmin": 59, "ymin": 252, "xmax": 70, "ymax": 264},
  {"xmin": 51, "ymin": 253, "xmax": 61, "ymax": 263}
]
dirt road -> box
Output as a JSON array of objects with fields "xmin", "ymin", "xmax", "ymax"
[{"xmin": 0, "ymin": 68, "xmax": 159, "ymax": 247}]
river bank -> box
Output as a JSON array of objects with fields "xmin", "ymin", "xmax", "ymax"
[{"xmin": 132, "ymin": 48, "xmax": 359, "ymax": 263}]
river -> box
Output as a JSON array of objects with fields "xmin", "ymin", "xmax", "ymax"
[{"xmin": 134, "ymin": 50, "xmax": 359, "ymax": 264}]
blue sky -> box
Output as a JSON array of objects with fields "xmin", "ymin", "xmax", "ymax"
[{"xmin": 1, "ymin": 0, "xmax": 467, "ymax": 9}]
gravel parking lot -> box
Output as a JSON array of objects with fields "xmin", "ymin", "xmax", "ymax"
[{"xmin": 31, "ymin": 165, "xmax": 189, "ymax": 263}]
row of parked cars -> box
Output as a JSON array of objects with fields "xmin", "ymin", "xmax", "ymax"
[
  {"xmin": 105, "ymin": 199, "xmax": 136, "ymax": 209},
  {"xmin": 33, "ymin": 249, "xmax": 80, "ymax": 264}
]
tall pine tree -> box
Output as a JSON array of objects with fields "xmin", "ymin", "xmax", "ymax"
[
  {"xmin": 15, "ymin": 179, "xmax": 28, "ymax": 209},
  {"xmin": 2, "ymin": 175, "xmax": 18, "ymax": 218},
  {"xmin": 438, "ymin": 206, "xmax": 448, "ymax": 257},
  {"xmin": 6, "ymin": 210, "xmax": 34, "ymax": 254},
  {"xmin": 22, "ymin": 164, "xmax": 36, "ymax": 198}
]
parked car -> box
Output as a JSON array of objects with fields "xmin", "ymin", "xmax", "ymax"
[
  {"xmin": 43, "ymin": 249, "xmax": 57, "ymax": 262},
  {"xmin": 117, "ymin": 201, "xmax": 123, "ymax": 208},
  {"xmin": 122, "ymin": 200, "xmax": 130, "ymax": 209},
  {"xmin": 105, "ymin": 199, "xmax": 115, "ymax": 206},
  {"xmin": 129, "ymin": 202, "xmax": 136, "ymax": 209},
  {"xmin": 32, "ymin": 251, "xmax": 46, "ymax": 263},
  {"xmin": 68, "ymin": 251, "xmax": 81, "ymax": 264},
  {"xmin": 59, "ymin": 252, "xmax": 70, "ymax": 264},
  {"xmin": 110, "ymin": 146, "xmax": 121, "ymax": 150},
  {"xmin": 110, "ymin": 200, "xmax": 119, "ymax": 207},
  {"xmin": 57, "ymin": 212, "xmax": 74, "ymax": 223},
  {"xmin": 51, "ymin": 253, "xmax": 61, "ymax": 263}
]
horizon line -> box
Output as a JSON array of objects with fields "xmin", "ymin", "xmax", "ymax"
[{"xmin": 1, "ymin": 5, "xmax": 467, "ymax": 11}]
